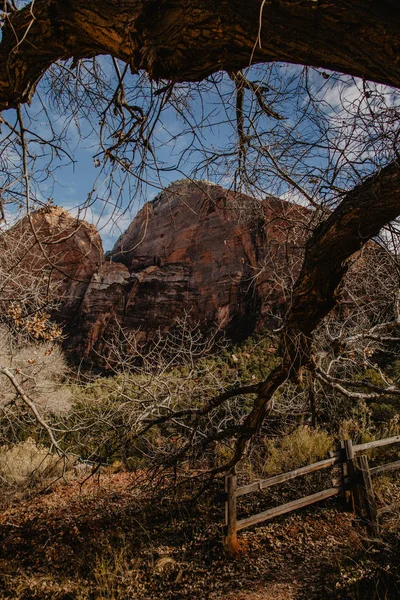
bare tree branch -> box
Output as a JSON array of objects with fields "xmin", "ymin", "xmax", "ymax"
[{"xmin": 0, "ymin": 365, "xmax": 63, "ymax": 453}]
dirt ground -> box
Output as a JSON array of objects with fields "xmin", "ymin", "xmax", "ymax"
[
  {"xmin": 0, "ymin": 472, "xmax": 381, "ymax": 599},
  {"xmin": 227, "ymin": 583, "xmax": 297, "ymax": 600}
]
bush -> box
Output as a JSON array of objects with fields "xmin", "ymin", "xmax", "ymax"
[
  {"xmin": 263, "ymin": 425, "xmax": 333, "ymax": 475},
  {"xmin": 0, "ymin": 438, "xmax": 67, "ymax": 497},
  {"xmin": 0, "ymin": 325, "xmax": 72, "ymax": 415}
]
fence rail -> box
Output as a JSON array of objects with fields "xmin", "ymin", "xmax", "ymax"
[
  {"xmin": 329, "ymin": 435, "xmax": 400, "ymax": 458},
  {"xmin": 224, "ymin": 435, "xmax": 400, "ymax": 552},
  {"xmin": 236, "ymin": 455, "xmax": 341, "ymax": 497}
]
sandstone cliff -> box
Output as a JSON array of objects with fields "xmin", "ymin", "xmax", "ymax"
[
  {"xmin": 0, "ymin": 206, "xmax": 103, "ymax": 327},
  {"xmin": 69, "ymin": 180, "xmax": 309, "ymax": 361},
  {"xmin": 1, "ymin": 182, "xmax": 311, "ymax": 363}
]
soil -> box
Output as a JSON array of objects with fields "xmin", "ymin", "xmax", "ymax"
[{"xmin": 0, "ymin": 472, "xmax": 377, "ymax": 599}]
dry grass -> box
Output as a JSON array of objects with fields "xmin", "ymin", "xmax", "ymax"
[
  {"xmin": 0, "ymin": 438, "xmax": 68, "ymax": 498},
  {"xmin": 262, "ymin": 425, "xmax": 333, "ymax": 476},
  {"xmin": 92, "ymin": 546, "xmax": 140, "ymax": 600}
]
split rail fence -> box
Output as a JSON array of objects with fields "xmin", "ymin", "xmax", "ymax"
[{"xmin": 223, "ymin": 435, "xmax": 400, "ymax": 551}]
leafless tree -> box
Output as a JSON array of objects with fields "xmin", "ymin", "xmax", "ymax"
[{"xmin": 0, "ymin": 0, "xmax": 400, "ymax": 477}]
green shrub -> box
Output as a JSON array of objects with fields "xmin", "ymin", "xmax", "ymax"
[{"xmin": 263, "ymin": 425, "xmax": 333, "ymax": 475}]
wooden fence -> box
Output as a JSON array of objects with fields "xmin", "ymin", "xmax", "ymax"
[{"xmin": 224, "ymin": 435, "xmax": 400, "ymax": 552}]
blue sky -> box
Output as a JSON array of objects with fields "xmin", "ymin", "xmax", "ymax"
[{"xmin": 1, "ymin": 59, "xmax": 398, "ymax": 250}]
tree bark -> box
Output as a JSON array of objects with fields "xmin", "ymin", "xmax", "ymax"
[
  {"xmin": 0, "ymin": 0, "xmax": 399, "ymax": 110},
  {"xmin": 228, "ymin": 162, "xmax": 400, "ymax": 463},
  {"xmin": 283, "ymin": 162, "xmax": 400, "ymax": 369}
]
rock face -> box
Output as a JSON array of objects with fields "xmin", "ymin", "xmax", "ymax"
[
  {"xmin": 0, "ymin": 205, "xmax": 103, "ymax": 322},
  {"xmin": 70, "ymin": 180, "xmax": 309, "ymax": 361},
  {"xmin": 1, "ymin": 182, "xmax": 310, "ymax": 363}
]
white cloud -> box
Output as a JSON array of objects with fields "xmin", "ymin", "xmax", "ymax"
[{"xmin": 68, "ymin": 201, "xmax": 135, "ymax": 251}]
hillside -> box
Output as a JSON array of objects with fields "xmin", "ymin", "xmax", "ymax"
[{"xmin": 1, "ymin": 181, "xmax": 400, "ymax": 600}]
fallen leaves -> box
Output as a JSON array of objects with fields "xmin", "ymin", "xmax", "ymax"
[{"xmin": 0, "ymin": 472, "xmax": 371, "ymax": 599}]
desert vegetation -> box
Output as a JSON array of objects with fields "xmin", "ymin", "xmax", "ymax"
[{"xmin": 1, "ymin": 315, "xmax": 400, "ymax": 598}]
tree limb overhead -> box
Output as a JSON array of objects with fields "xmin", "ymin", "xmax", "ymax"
[{"xmin": 0, "ymin": 0, "xmax": 399, "ymax": 110}]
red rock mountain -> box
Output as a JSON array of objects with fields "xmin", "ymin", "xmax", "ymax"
[
  {"xmin": 2, "ymin": 182, "xmax": 310, "ymax": 363},
  {"xmin": 0, "ymin": 206, "xmax": 103, "ymax": 332}
]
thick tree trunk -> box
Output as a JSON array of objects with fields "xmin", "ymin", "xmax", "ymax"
[
  {"xmin": 0, "ymin": 0, "xmax": 399, "ymax": 110},
  {"xmin": 283, "ymin": 162, "xmax": 400, "ymax": 368},
  {"xmin": 231, "ymin": 162, "xmax": 400, "ymax": 461}
]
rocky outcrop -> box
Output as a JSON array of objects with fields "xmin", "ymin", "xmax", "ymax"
[
  {"xmin": 64, "ymin": 261, "xmax": 132, "ymax": 360},
  {"xmin": 68, "ymin": 180, "xmax": 309, "ymax": 361},
  {"xmin": 0, "ymin": 206, "xmax": 103, "ymax": 318},
  {"xmin": 1, "ymin": 183, "xmax": 311, "ymax": 363}
]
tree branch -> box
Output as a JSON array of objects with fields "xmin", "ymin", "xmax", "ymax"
[
  {"xmin": 0, "ymin": 0, "xmax": 400, "ymax": 110},
  {"xmin": 223, "ymin": 162, "xmax": 400, "ymax": 464},
  {"xmin": 314, "ymin": 363, "xmax": 400, "ymax": 400},
  {"xmin": 282, "ymin": 162, "xmax": 400, "ymax": 370},
  {"xmin": 0, "ymin": 365, "xmax": 63, "ymax": 453}
]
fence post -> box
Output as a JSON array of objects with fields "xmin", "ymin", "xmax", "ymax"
[
  {"xmin": 343, "ymin": 438, "xmax": 364, "ymax": 515},
  {"xmin": 224, "ymin": 473, "xmax": 238, "ymax": 553},
  {"xmin": 358, "ymin": 454, "xmax": 380, "ymax": 537},
  {"xmin": 340, "ymin": 440, "xmax": 351, "ymax": 510}
]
